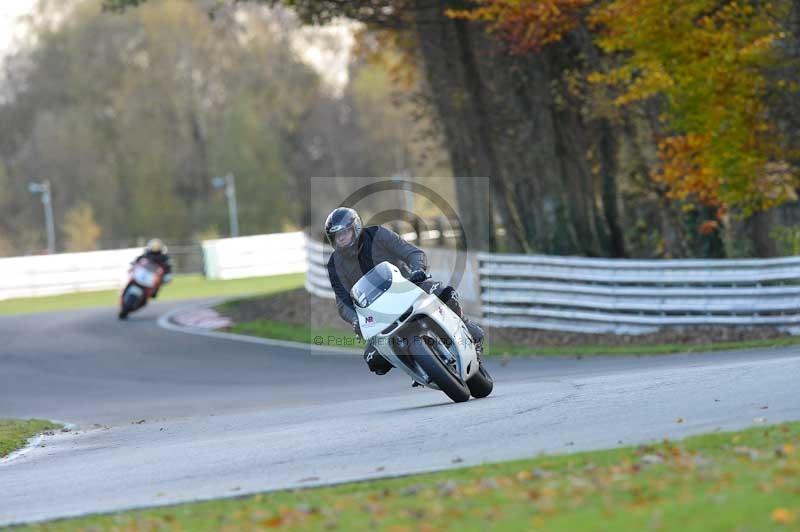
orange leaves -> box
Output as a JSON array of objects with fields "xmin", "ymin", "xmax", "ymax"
[
  {"xmin": 772, "ymin": 508, "xmax": 797, "ymax": 525},
  {"xmin": 698, "ymin": 220, "xmax": 719, "ymax": 235},
  {"xmin": 446, "ymin": 0, "xmax": 592, "ymax": 53},
  {"xmin": 653, "ymin": 134, "xmax": 719, "ymax": 206},
  {"xmin": 589, "ymin": 0, "xmax": 798, "ymax": 221}
]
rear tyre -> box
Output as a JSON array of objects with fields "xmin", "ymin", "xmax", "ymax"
[
  {"xmin": 410, "ymin": 335, "xmax": 470, "ymax": 403},
  {"xmin": 467, "ymin": 364, "xmax": 494, "ymax": 398}
]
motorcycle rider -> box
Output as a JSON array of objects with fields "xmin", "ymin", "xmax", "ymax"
[
  {"xmin": 133, "ymin": 238, "xmax": 173, "ymax": 298},
  {"xmin": 324, "ymin": 207, "xmax": 485, "ymax": 375}
]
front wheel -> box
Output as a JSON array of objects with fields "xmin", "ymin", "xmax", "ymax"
[
  {"xmin": 410, "ymin": 335, "xmax": 470, "ymax": 403},
  {"xmin": 467, "ymin": 364, "xmax": 493, "ymax": 398},
  {"xmin": 120, "ymin": 286, "xmax": 142, "ymax": 319}
]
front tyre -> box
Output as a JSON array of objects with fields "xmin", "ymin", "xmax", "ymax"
[
  {"xmin": 467, "ymin": 364, "xmax": 493, "ymax": 398},
  {"xmin": 410, "ymin": 335, "xmax": 470, "ymax": 403},
  {"xmin": 120, "ymin": 286, "xmax": 141, "ymax": 319}
]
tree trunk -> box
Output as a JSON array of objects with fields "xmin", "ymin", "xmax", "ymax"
[{"xmin": 747, "ymin": 210, "xmax": 777, "ymax": 258}]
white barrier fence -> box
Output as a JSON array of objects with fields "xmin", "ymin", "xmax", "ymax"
[
  {"xmin": 479, "ymin": 253, "xmax": 800, "ymax": 335},
  {"xmin": 304, "ymin": 237, "xmax": 335, "ymax": 299},
  {"xmin": 202, "ymin": 232, "xmax": 306, "ymax": 280},
  {"xmin": 307, "ymin": 237, "xmax": 800, "ymax": 334},
  {"xmin": 0, "ymin": 231, "xmax": 307, "ymax": 300},
  {"xmin": 0, "ymin": 247, "xmax": 141, "ymax": 300},
  {"xmin": 10, "ymin": 231, "xmax": 800, "ymax": 336}
]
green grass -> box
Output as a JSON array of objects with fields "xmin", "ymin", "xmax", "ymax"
[
  {"xmin": 0, "ymin": 419, "xmax": 62, "ymax": 458},
  {"xmin": 0, "ymin": 273, "xmax": 305, "ymax": 316},
  {"xmin": 225, "ymin": 319, "xmax": 363, "ymax": 351},
  {"xmin": 24, "ymin": 422, "xmax": 800, "ymax": 530},
  {"xmin": 484, "ymin": 335, "xmax": 800, "ymax": 358},
  {"xmin": 221, "ymin": 316, "xmax": 800, "ymax": 358}
]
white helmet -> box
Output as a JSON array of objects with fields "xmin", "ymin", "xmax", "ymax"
[{"xmin": 145, "ymin": 238, "xmax": 167, "ymax": 254}]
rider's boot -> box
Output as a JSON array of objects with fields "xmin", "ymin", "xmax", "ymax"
[
  {"xmin": 444, "ymin": 290, "xmax": 485, "ymax": 358},
  {"xmin": 364, "ymin": 346, "xmax": 393, "ymax": 375}
]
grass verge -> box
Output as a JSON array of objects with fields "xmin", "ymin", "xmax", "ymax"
[
  {"xmin": 25, "ymin": 422, "xmax": 800, "ymax": 530},
  {"xmin": 220, "ymin": 316, "xmax": 800, "ymax": 358},
  {"xmin": 0, "ymin": 419, "xmax": 62, "ymax": 458},
  {"xmin": 228, "ymin": 319, "xmax": 362, "ymax": 351},
  {"xmin": 0, "ymin": 273, "xmax": 305, "ymax": 316}
]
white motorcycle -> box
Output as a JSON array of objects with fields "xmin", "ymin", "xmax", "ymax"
[{"xmin": 352, "ymin": 261, "xmax": 493, "ymax": 403}]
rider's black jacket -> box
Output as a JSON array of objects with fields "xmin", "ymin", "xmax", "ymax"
[
  {"xmin": 135, "ymin": 251, "xmax": 173, "ymax": 275},
  {"xmin": 327, "ymin": 225, "xmax": 427, "ymax": 324}
]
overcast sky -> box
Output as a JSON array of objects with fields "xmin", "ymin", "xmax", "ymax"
[{"xmin": 0, "ymin": 0, "xmax": 36, "ymax": 59}]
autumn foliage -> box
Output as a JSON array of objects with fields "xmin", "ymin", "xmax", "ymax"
[
  {"xmin": 446, "ymin": 0, "xmax": 591, "ymax": 53},
  {"xmin": 589, "ymin": 0, "xmax": 798, "ymax": 219},
  {"xmin": 452, "ymin": 0, "xmax": 799, "ymax": 225}
]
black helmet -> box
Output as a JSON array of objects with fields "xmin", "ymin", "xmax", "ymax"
[{"xmin": 325, "ymin": 207, "xmax": 362, "ymax": 255}]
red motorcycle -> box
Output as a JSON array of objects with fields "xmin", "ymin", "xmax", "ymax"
[{"xmin": 118, "ymin": 257, "xmax": 164, "ymax": 319}]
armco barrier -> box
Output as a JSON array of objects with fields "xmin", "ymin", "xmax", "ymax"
[{"xmin": 478, "ymin": 253, "xmax": 800, "ymax": 335}]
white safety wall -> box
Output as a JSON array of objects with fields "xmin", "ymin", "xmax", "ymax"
[
  {"xmin": 202, "ymin": 232, "xmax": 306, "ymax": 280},
  {"xmin": 0, "ymin": 247, "xmax": 141, "ymax": 300}
]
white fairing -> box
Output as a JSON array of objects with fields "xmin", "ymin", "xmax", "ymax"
[
  {"xmin": 132, "ymin": 265, "xmax": 157, "ymax": 288},
  {"xmin": 353, "ymin": 261, "xmax": 479, "ymax": 384},
  {"xmin": 127, "ymin": 285, "xmax": 144, "ymax": 298}
]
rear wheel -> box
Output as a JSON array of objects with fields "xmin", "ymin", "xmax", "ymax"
[
  {"xmin": 409, "ymin": 334, "xmax": 470, "ymax": 403},
  {"xmin": 467, "ymin": 364, "xmax": 494, "ymax": 398}
]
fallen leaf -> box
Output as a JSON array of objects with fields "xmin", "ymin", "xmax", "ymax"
[
  {"xmin": 771, "ymin": 508, "xmax": 796, "ymax": 524},
  {"xmin": 261, "ymin": 515, "xmax": 283, "ymax": 527},
  {"xmin": 516, "ymin": 470, "xmax": 533, "ymax": 482}
]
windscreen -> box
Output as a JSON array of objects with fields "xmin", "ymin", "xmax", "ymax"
[{"xmin": 351, "ymin": 262, "xmax": 393, "ymax": 308}]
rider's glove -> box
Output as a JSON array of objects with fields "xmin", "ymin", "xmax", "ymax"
[
  {"xmin": 352, "ymin": 318, "xmax": 363, "ymax": 340},
  {"xmin": 409, "ymin": 269, "xmax": 428, "ymax": 284},
  {"xmin": 163, "ymin": 274, "xmax": 173, "ymax": 284}
]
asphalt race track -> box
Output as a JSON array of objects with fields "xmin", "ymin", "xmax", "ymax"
[{"xmin": 2, "ymin": 302, "xmax": 799, "ymax": 525}]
